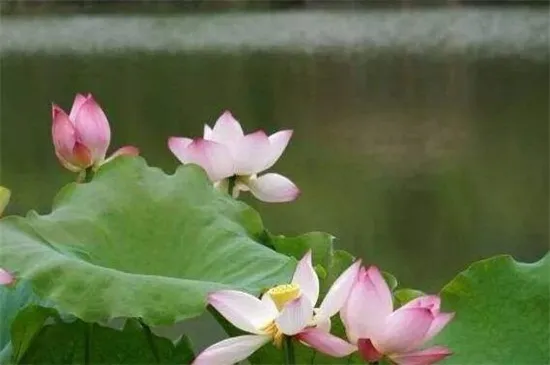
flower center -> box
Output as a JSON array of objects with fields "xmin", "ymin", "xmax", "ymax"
[
  {"xmin": 267, "ymin": 283, "xmax": 300, "ymax": 311},
  {"xmin": 261, "ymin": 321, "xmax": 284, "ymax": 348}
]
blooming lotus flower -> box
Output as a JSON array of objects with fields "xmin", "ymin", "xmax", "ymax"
[
  {"xmin": 0, "ymin": 268, "xmax": 14, "ymax": 286},
  {"xmin": 52, "ymin": 93, "xmax": 139, "ymax": 173},
  {"xmin": 0, "ymin": 186, "xmax": 10, "ymax": 216},
  {"xmin": 168, "ymin": 111, "xmax": 299, "ymax": 203},
  {"xmin": 341, "ymin": 266, "xmax": 454, "ymax": 365},
  {"xmin": 192, "ymin": 251, "xmax": 361, "ymax": 365}
]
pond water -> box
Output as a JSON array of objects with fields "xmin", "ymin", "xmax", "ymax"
[{"xmin": 0, "ymin": 8, "xmax": 548, "ymax": 346}]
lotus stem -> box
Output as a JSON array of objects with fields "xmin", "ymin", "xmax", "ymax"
[
  {"xmin": 284, "ymin": 336, "xmax": 295, "ymax": 365},
  {"xmin": 84, "ymin": 167, "xmax": 95, "ymax": 183},
  {"xmin": 227, "ymin": 176, "xmax": 236, "ymax": 197},
  {"xmin": 310, "ymin": 349, "xmax": 317, "ymax": 364}
]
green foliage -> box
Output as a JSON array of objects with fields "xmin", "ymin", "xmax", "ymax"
[
  {"xmin": 0, "ymin": 280, "xmax": 56, "ymax": 363},
  {"xmin": 10, "ymin": 305, "xmax": 58, "ymax": 363},
  {"xmin": 270, "ymin": 231, "xmax": 335, "ymax": 271},
  {"xmin": 270, "ymin": 232, "xmax": 337, "ymax": 295},
  {"xmin": 16, "ymin": 315, "xmax": 194, "ymax": 364},
  {"xmin": 1, "ymin": 150, "xmax": 543, "ymax": 365},
  {"xmin": 0, "ymin": 157, "xmax": 295, "ymax": 326},
  {"xmin": 437, "ymin": 254, "xmax": 549, "ymax": 364},
  {"xmin": 0, "ymin": 281, "xmax": 40, "ymax": 353},
  {"xmin": 393, "ymin": 288, "xmax": 425, "ymax": 307},
  {"xmin": 324, "ymin": 249, "xmax": 355, "ymax": 296},
  {"xmin": 382, "ymin": 271, "xmax": 398, "ymax": 292}
]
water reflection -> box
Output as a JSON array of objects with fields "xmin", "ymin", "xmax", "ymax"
[{"xmin": 0, "ymin": 10, "xmax": 547, "ymax": 296}]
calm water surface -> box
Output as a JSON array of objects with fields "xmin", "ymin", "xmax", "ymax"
[{"xmin": 1, "ymin": 8, "xmax": 548, "ymax": 349}]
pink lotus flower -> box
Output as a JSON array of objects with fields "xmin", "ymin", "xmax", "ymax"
[
  {"xmin": 0, "ymin": 186, "xmax": 10, "ymax": 216},
  {"xmin": 341, "ymin": 266, "xmax": 454, "ymax": 365},
  {"xmin": 168, "ymin": 111, "xmax": 299, "ymax": 203},
  {"xmin": 0, "ymin": 268, "xmax": 14, "ymax": 286},
  {"xmin": 192, "ymin": 251, "xmax": 361, "ymax": 365},
  {"xmin": 52, "ymin": 93, "xmax": 139, "ymax": 172}
]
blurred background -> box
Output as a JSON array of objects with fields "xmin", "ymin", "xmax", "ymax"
[{"xmin": 0, "ymin": 1, "xmax": 547, "ymax": 294}]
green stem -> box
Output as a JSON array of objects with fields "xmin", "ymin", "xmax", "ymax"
[
  {"xmin": 83, "ymin": 167, "xmax": 95, "ymax": 183},
  {"xmin": 283, "ymin": 336, "xmax": 295, "ymax": 365},
  {"xmin": 84, "ymin": 323, "xmax": 93, "ymax": 365},
  {"xmin": 346, "ymin": 354, "xmax": 353, "ymax": 364},
  {"xmin": 139, "ymin": 319, "xmax": 160, "ymax": 363},
  {"xmin": 227, "ymin": 176, "xmax": 236, "ymax": 197},
  {"xmin": 310, "ymin": 348, "xmax": 317, "ymax": 364},
  {"xmin": 77, "ymin": 167, "xmax": 95, "ymax": 183}
]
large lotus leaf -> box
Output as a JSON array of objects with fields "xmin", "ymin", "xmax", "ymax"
[
  {"xmin": 0, "ymin": 281, "xmax": 40, "ymax": 352},
  {"xmin": 0, "ymin": 157, "xmax": 295, "ymax": 326},
  {"xmin": 437, "ymin": 254, "xmax": 549, "ymax": 364},
  {"xmin": 0, "ymin": 280, "xmax": 44, "ymax": 362},
  {"xmin": 9, "ymin": 305, "xmax": 58, "ymax": 362},
  {"xmin": 17, "ymin": 315, "xmax": 194, "ymax": 364}
]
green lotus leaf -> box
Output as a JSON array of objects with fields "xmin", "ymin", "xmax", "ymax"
[
  {"xmin": 394, "ymin": 288, "xmax": 425, "ymax": 306},
  {"xmin": 0, "ymin": 280, "xmax": 44, "ymax": 363},
  {"xmin": 10, "ymin": 305, "xmax": 58, "ymax": 363},
  {"xmin": 437, "ymin": 254, "xmax": 549, "ymax": 364},
  {"xmin": 0, "ymin": 157, "xmax": 295, "ymax": 326},
  {"xmin": 17, "ymin": 315, "xmax": 194, "ymax": 364},
  {"xmin": 270, "ymin": 231, "xmax": 335, "ymax": 271}
]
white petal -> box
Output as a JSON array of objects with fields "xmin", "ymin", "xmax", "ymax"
[
  {"xmin": 167, "ymin": 137, "xmax": 194, "ymax": 155},
  {"xmin": 192, "ymin": 335, "xmax": 270, "ymax": 365},
  {"xmin": 233, "ymin": 131, "xmax": 273, "ymax": 175},
  {"xmin": 203, "ymin": 124, "xmax": 213, "ymax": 140},
  {"xmin": 210, "ymin": 111, "xmax": 244, "ymax": 147},
  {"xmin": 168, "ymin": 138, "xmax": 234, "ymax": 182},
  {"xmin": 276, "ymin": 295, "xmax": 314, "ymax": 335},
  {"xmin": 291, "ymin": 250, "xmax": 319, "ymax": 306},
  {"xmin": 313, "ymin": 312, "xmax": 331, "ymax": 332},
  {"xmin": 261, "ymin": 293, "xmax": 279, "ymax": 314},
  {"xmin": 317, "ymin": 259, "xmax": 361, "ymax": 320},
  {"xmin": 246, "ymin": 173, "xmax": 300, "ymax": 203},
  {"xmin": 263, "ymin": 130, "xmax": 293, "ymax": 170},
  {"xmin": 235, "ymin": 180, "xmax": 250, "ymax": 191},
  {"xmin": 208, "ymin": 290, "xmax": 276, "ymax": 335}
]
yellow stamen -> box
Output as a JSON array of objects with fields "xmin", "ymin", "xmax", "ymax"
[
  {"xmin": 267, "ymin": 283, "xmax": 300, "ymax": 311},
  {"xmin": 262, "ymin": 321, "xmax": 284, "ymax": 348}
]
